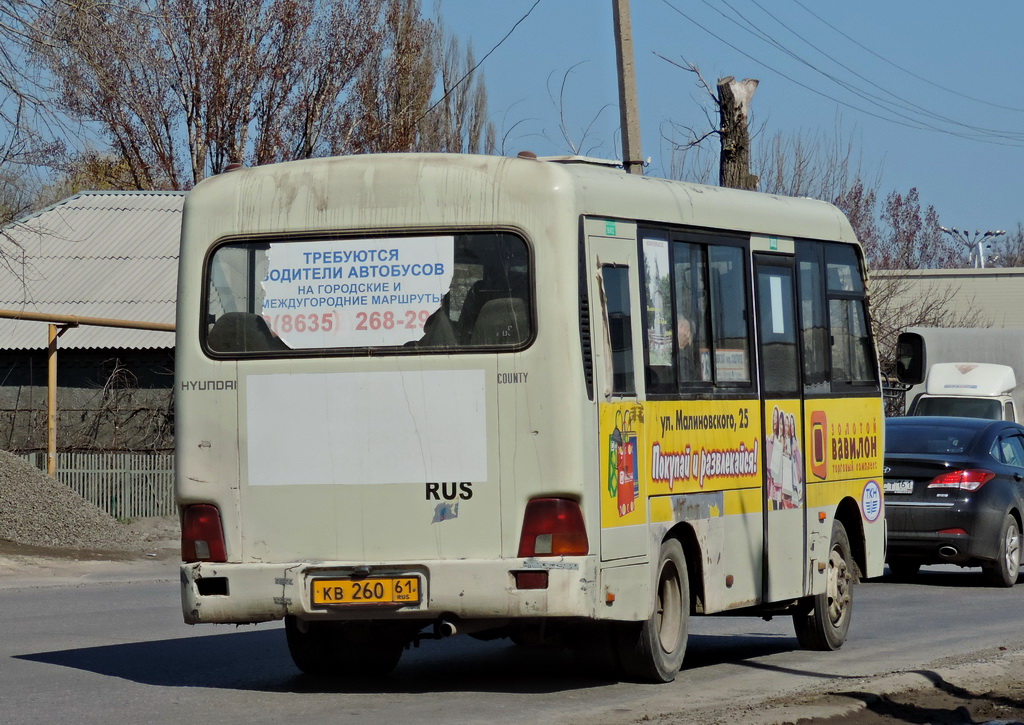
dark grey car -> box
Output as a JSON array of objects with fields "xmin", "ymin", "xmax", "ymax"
[{"xmin": 884, "ymin": 416, "xmax": 1024, "ymax": 586}]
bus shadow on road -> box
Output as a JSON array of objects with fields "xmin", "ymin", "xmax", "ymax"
[
  {"xmin": 14, "ymin": 628, "xmax": 611, "ymax": 694},
  {"xmin": 684, "ymin": 632, "xmax": 798, "ymax": 669},
  {"xmin": 14, "ymin": 627, "xmax": 813, "ymax": 694}
]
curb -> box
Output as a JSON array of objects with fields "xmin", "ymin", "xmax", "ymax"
[{"xmin": 733, "ymin": 650, "xmax": 1024, "ymax": 725}]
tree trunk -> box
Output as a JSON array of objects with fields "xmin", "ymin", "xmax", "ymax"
[{"xmin": 718, "ymin": 76, "xmax": 759, "ymax": 190}]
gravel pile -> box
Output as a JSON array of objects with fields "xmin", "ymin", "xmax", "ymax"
[{"xmin": 0, "ymin": 450, "xmax": 144, "ymax": 551}]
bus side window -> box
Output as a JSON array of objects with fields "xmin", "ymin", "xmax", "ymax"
[
  {"xmin": 796, "ymin": 243, "xmax": 830, "ymax": 394},
  {"xmin": 641, "ymin": 235, "xmax": 675, "ymax": 393},
  {"xmin": 708, "ymin": 245, "xmax": 751, "ymax": 384},
  {"xmin": 756, "ymin": 265, "xmax": 799, "ymax": 396},
  {"xmin": 602, "ymin": 266, "xmax": 635, "ymax": 395},
  {"xmin": 825, "ymin": 244, "xmax": 877, "ymax": 390},
  {"xmin": 673, "ymin": 241, "xmax": 709, "ymax": 385}
]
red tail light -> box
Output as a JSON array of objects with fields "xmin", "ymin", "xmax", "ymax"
[
  {"xmin": 927, "ymin": 469, "xmax": 995, "ymax": 492},
  {"xmin": 517, "ymin": 498, "xmax": 588, "ymax": 557},
  {"xmin": 181, "ymin": 504, "xmax": 228, "ymax": 563}
]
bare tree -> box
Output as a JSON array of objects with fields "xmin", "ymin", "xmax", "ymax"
[
  {"xmin": 984, "ymin": 224, "xmax": 1024, "ymax": 268},
  {"xmin": 717, "ymin": 76, "xmax": 758, "ymax": 190},
  {"xmin": 658, "ymin": 55, "xmax": 719, "ymax": 173},
  {"xmin": 25, "ymin": 0, "xmax": 491, "ymax": 191},
  {"xmin": 0, "ymin": 0, "xmax": 71, "ymax": 223},
  {"xmin": 418, "ymin": 16, "xmax": 496, "ymax": 155},
  {"xmin": 833, "ymin": 184, "xmax": 974, "ymax": 374},
  {"xmin": 750, "ymin": 123, "xmax": 978, "ymax": 376},
  {"xmin": 757, "ymin": 124, "xmax": 873, "ymax": 203},
  {"xmin": 331, "ymin": 0, "xmax": 434, "ymax": 154},
  {"xmin": 658, "ymin": 57, "xmax": 766, "ymax": 189},
  {"xmin": 832, "ymin": 178, "xmax": 880, "ymax": 251},
  {"xmin": 30, "ymin": 0, "xmax": 390, "ymax": 188},
  {"xmin": 867, "ymin": 271, "xmax": 985, "ymax": 376},
  {"xmin": 866, "ymin": 188, "xmax": 962, "ymax": 270}
]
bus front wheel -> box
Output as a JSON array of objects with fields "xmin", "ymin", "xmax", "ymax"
[
  {"xmin": 792, "ymin": 520, "xmax": 853, "ymax": 651},
  {"xmin": 615, "ymin": 538, "xmax": 689, "ymax": 682}
]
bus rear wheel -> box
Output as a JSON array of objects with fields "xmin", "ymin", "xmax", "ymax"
[
  {"xmin": 615, "ymin": 538, "xmax": 689, "ymax": 682},
  {"xmin": 285, "ymin": 616, "xmax": 406, "ymax": 677},
  {"xmin": 792, "ymin": 520, "xmax": 852, "ymax": 651}
]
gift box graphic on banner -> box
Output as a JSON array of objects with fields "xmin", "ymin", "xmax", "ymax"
[{"xmin": 607, "ymin": 410, "xmax": 639, "ymax": 517}]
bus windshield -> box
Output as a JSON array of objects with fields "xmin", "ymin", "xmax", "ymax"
[{"xmin": 204, "ymin": 231, "xmax": 531, "ymax": 354}]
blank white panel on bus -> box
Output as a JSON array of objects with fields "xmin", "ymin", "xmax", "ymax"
[{"xmin": 245, "ymin": 370, "xmax": 488, "ymax": 485}]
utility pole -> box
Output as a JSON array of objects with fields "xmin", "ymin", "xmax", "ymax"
[{"xmin": 613, "ymin": 0, "xmax": 643, "ymax": 175}]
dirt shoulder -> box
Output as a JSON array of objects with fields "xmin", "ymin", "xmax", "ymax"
[
  {"xmin": 668, "ymin": 645, "xmax": 1024, "ymax": 725},
  {"xmin": 0, "ymin": 515, "xmax": 180, "ymax": 586}
]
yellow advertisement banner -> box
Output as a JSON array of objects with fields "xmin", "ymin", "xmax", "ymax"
[
  {"xmin": 599, "ymin": 396, "xmax": 883, "ymax": 530},
  {"xmin": 600, "ymin": 400, "xmax": 761, "ymax": 529},
  {"xmin": 803, "ymin": 397, "xmax": 883, "ymax": 482}
]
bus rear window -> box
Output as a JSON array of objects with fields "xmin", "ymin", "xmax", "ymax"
[{"xmin": 204, "ymin": 232, "xmax": 531, "ymax": 355}]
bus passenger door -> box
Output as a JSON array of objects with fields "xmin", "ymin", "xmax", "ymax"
[
  {"xmin": 586, "ymin": 220, "xmax": 648, "ymax": 561},
  {"xmin": 753, "ymin": 253, "xmax": 807, "ymax": 602}
]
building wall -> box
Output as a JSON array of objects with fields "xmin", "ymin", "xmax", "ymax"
[
  {"xmin": 0, "ymin": 348, "xmax": 174, "ymax": 452},
  {"xmin": 872, "ymin": 268, "xmax": 1024, "ymax": 328}
]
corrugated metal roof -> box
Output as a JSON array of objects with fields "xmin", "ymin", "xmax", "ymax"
[{"xmin": 0, "ymin": 191, "xmax": 184, "ymax": 350}]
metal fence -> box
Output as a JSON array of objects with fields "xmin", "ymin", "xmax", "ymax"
[{"xmin": 20, "ymin": 452, "xmax": 175, "ymax": 519}]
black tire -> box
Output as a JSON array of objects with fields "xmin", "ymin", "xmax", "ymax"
[
  {"xmin": 793, "ymin": 520, "xmax": 853, "ymax": 651},
  {"xmin": 984, "ymin": 514, "xmax": 1021, "ymax": 588},
  {"xmin": 285, "ymin": 616, "xmax": 406, "ymax": 677},
  {"xmin": 886, "ymin": 558, "xmax": 921, "ymax": 581},
  {"xmin": 567, "ymin": 622, "xmax": 619, "ymax": 679},
  {"xmin": 615, "ymin": 538, "xmax": 689, "ymax": 682}
]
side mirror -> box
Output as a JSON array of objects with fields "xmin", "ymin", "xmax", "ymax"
[{"xmin": 895, "ymin": 332, "xmax": 925, "ymax": 385}]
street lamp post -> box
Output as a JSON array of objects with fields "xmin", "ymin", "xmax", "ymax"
[{"xmin": 939, "ymin": 227, "xmax": 1006, "ymax": 268}]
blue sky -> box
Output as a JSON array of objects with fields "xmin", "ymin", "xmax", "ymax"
[{"xmin": 434, "ymin": 1, "xmax": 1024, "ymax": 237}]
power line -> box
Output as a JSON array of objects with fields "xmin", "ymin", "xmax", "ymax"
[
  {"xmin": 658, "ymin": 0, "xmax": 1024, "ymax": 147},
  {"xmin": 696, "ymin": 0, "xmax": 1024, "ymax": 144},
  {"xmin": 657, "ymin": 0, "xmax": 963, "ymax": 139},
  {"xmin": 417, "ymin": 0, "xmax": 543, "ymax": 125},
  {"xmin": 789, "ymin": 0, "xmax": 1024, "ymax": 115},
  {"xmin": 742, "ymin": 0, "xmax": 1024, "ymax": 141}
]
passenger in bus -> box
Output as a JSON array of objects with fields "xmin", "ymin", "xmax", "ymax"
[
  {"xmin": 677, "ymin": 315, "xmax": 700, "ymax": 381},
  {"xmin": 416, "ymin": 307, "xmax": 457, "ymax": 348},
  {"xmin": 208, "ymin": 312, "xmax": 288, "ymax": 353}
]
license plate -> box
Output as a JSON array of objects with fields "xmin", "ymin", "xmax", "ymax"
[
  {"xmin": 883, "ymin": 479, "xmax": 914, "ymax": 494},
  {"xmin": 311, "ymin": 577, "xmax": 421, "ymax": 607}
]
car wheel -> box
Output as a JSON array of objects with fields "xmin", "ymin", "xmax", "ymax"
[
  {"xmin": 793, "ymin": 521, "xmax": 853, "ymax": 650},
  {"xmin": 984, "ymin": 514, "xmax": 1021, "ymax": 588},
  {"xmin": 886, "ymin": 558, "xmax": 921, "ymax": 581}
]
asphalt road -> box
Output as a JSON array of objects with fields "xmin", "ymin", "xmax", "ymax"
[{"xmin": 2, "ymin": 559, "xmax": 1023, "ymax": 725}]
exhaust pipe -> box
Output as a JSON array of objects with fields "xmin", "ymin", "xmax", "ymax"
[
  {"xmin": 434, "ymin": 617, "xmax": 458, "ymax": 638},
  {"xmin": 939, "ymin": 545, "xmax": 958, "ymax": 558}
]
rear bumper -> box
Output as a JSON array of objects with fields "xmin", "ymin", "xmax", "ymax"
[
  {"xmin": 180, "ymin": 557, "xmax": 600, "ymax": 625},
  {"xmin": 884, "ymin": 502, "xmax": 1004, "ymax": 564}
]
